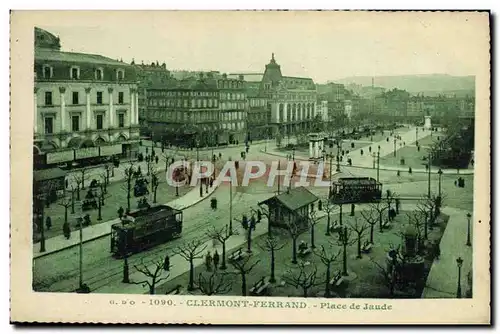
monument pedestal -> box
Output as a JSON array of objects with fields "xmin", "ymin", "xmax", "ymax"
[
  {"xmin": 308, "ymin": 133, "xmax": 326, "ymax": 160},
  {"xmin": 424, "ymin": 116, "xmax": 431, "ymax": 130}
]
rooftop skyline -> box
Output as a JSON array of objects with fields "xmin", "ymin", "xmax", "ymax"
[{"xmin": 34, "ymin": 11, "xmax": 488, "ymax": 83}]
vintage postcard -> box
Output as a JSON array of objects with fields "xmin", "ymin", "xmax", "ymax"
[{"xmin": 10, "ymin": 10, "xmax": 490, "ymax": 324}]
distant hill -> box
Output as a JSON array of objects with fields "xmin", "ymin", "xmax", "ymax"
[{"xmin": 333, "ymin": 74, "xmax": 475, "ymax": 96}]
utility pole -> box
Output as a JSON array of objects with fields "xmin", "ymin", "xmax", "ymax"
[
  {"xmin": 376, "ymin": 149, "xmax": 380, "ymax": 183},
  {"xmin": 329, "ymin": 153, "xmax": 333, "ymax": 195},
  {"xmin": 78, "ymin": 216, "xmax": 84, "ymax": 289},
  {"xmin": 427, "ymin": 150, "xmax": 432, "ymax": 198},
  {"xmin": 277, "ymin": 160, "xmax": 281, "ymax": 195}
]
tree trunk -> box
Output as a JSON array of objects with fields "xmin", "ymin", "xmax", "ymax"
[
  {"xmin": 153, "ymin": 187, "xmax": 157, "ymax": 203},
  {"xmin": 149, "ymin": 283, "xmax": 155, "ymax": 295},
  {"xmin": 127, "ymin": 184, "xmax": 131, "ymax": 211},
  {"xmin": 270, "ymin": 250, "xmax": 276, "ymax": 283},
  {"xmin": 247, "ymin": 228, "xmax": 252, "ymax": 253},
  {"xmin": 188, "ymin": 260, "xmax": 194, "ymax": 291},
  {"xmin": 303, "ymin": 288, "xmax": 308, "ymax": 298},
  {"xmin": 81, "ymin": 173, "xmax": 85, "ymax": 189},
  {"xmin": 98, "ymin": 201, "xmax": 102, "ymax": 221},
  {"xmin": 357, "ymin": 236, "xmax": 362, "ymax": 258},
  {"xmin": 370, "ymin": 224, "xmax": 374, "ymax": 244},
  {"xmin": 379, "ymin": 212, "xmax": 383, "ymax": 232},
  {"xmin": 324, "ymin": 264, "xmax": 331, "ymax": 298},
  {"xmin": 310, "ymin": 225, "xmax": 316, "ymax": 248},
  {"xmin": 220, "ymin": 241, "xmax": 227, "ymax": 270},
  {"xmin": 325, "ymin": 213, "xmax": 331, "ymax": 235},
  {"xmin": 76, "ymin": 185, "xmax": 81, "ymax": 200},
  {"xmin": 292, "ymin": 238, "xmax": 297, "ymax": 264},
  {"xmin": 241, "ymin": 274, "xmax": 247, "ymax": 296},
  {"xmin": 71, "ymin": 191, "xmax": 75, "ymax": 214},
  {"xmin": 342, "ymin": 243, "xmax": 348, "ymax": 276},
  {"xmin": 64, "ymin": 207, "xmax": 68, "ymax": 223}
]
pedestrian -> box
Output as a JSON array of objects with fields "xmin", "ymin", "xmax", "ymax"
[
  {"xmin": 163, "ymin": 254, "xmax": 170, "ymax": 271},
  {"xmin": 213, "ymin": 250, "xmax": 220, "ymax": 270},
  {"xmin": 117, "ymin": 206, "xmax": 124, "ymax": 218},
  {"xmin": 408, "ymin": 167, "xmax": 412, "ymax": 174},
  {"xmin": 205, "ymin": 252, "xmax": 213, "ymax": 271},
  {"xmin": 155, "ymin": 156, "xmax": 159, "ymax": 164},
  {"xmin": 65, "ymin": 179, "xmax": 69, "ymax": 189},
  {"xmin": 45, "ymin": 216, "xmax": 52, "ymax": 230},
  {"xmin": 219, "ymin": 152, "xmax": 222, "ymax": 159},
  {"xmin": 435, "ymin": 242, "xmax": 441, "ymax": 260},
  {"xmin": 209, "ymin": 177, "xmax": 214, "ymax": 188},
  {"xmin": 63, "ymin": 221, "xmax": 71, "ymax": 240}
]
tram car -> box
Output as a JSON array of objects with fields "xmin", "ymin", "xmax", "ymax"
[
  {"xmin": 330, "ymin": 177, "xmax": 382, "ymax": 203},
  {"xmin": 110, "ymin": 205, "xmax": 183, "ymax": 258}
]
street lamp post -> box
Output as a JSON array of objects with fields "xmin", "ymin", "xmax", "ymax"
[
  {"xmin": 438, "ymin": 168, "xmax": 443, "ymax": 198},
  {"xmin": 466, "ymin": 212, "xmax": 472, "ymax": 246},
  {"xmin": 292, "ymin": 147, "xmax": 295, "ymax": 161},
  {"xmin": 427, "ymin": 151, "xmax": 432, "ymax": 198},
  {"xmin": 456, "ymin": 257, "xmax": 463, "ymax": 298},
  {"xmin": 121, "ymin": 216, "xmax": 130, "ymax": 283},
  {"xmin": 393, "ymin": 137, "xmax": 397, "ymax": 157},
  {"xmin": 197, "ymin": 141, "xmax": 202, "ymax": 198},
  {"xmin": 336, "ymin": 138, "xmax": 341, "ymax": 172},
  {"xmin": 416, "ymin": 127, "xmax": 419, "ymax": 144},
  {"xmin": 77, "ymin": 215, "xmax": 84, "ymax": 289},
  {"xmin": 376, "ymin": 148, "xmax": 380, "ymax": 184}
]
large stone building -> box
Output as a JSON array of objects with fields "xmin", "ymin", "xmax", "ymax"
[
  {"xmin": 216, "ymin": 74, "xmax": 247, "ymax": 144},
  {"xmin": 258, "ymin": 54, "xmax": 317, "ymax": 137},
  {"xmin": 145, "ymin": 73, "xmax": 220, "ymax": 147},
  {"xmin": 33, "ymin": 27, "xmax": 140, "ymax": 167}
]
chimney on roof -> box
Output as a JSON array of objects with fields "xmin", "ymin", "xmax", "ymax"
[
  {"xmin": 222, "ymin": 73, "xmax": 227, "ymax": 79},
  {"xmin": 239, "ymin": 74, "xmax": 244, "ymax": 81}
]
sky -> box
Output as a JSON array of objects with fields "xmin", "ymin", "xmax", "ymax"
[{"xmin": 35, "ymin": 11, "xmax": 489, "ymax": 83}]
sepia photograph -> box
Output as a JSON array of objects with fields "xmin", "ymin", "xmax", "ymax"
[{"xmin": 10, "ymin": 10, "xmax": 491, "ymax": 324}]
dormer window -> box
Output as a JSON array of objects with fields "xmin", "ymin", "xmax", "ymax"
[
  {"xmin": 95, "ymin": 68, "xmax": 104, "ymax": 80},
  {"xmin": 116, "ymin": 69, "xmax": 125, "ymax": 81},
  {"xmin": 70, "ymin": 66, "xmax": 80, "ymax": 80},
  {"xmin": 42, "ymin": 65, "xmax": 53, "ymax": 79}
]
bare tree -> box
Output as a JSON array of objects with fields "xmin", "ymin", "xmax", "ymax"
[
  {"xmin": 104, "ymin": 164, "xmax": 113, "ymax": 184},
  {"xmin": 286, "ymin": 219, "xmax": 301, "ymax": 264},
  {"xmin": 348, "ymin": 218, "xmax": 370, "ymax": 259},
  {"xmin": 99, "ymin": 173, "xmax": 108, "ymax": 194},
  {"xmin": 308, "ymin": 209, "xmax": 321, "ymax": 249},
  {"xmin": 230, "ymin": 256, "xmax": 260, "ymax": 296},
  {"xmin": 371, "ymin": 259, "xmax": 398, "ymax": 297},
  {"xmin": 360, "ymin": 207, "xmax": 378, "ymax": 245},
  {"xmin": 122, "ymin": 162, "xmax": 136, "ymax": 211},
  {"xmin": 72, "ymin": 174, "xmax": 83, "ymax": 201},
  {"xmin": 283, "ymin": 261, "xmax": 320, "ymax": 298},
  {"xmin": 323, "ymin": 199, "xmax": 335, "ymax": 236},
  {"xmin": 369, "ymin": 200, "xmax": 388, "ymax": 232},
  {"xmin": 97, "ymin": 182, "xmax": 111, "ymax": 221},
  {"xmin": 384, "ymin": 190, "xmax": 398, "ymax": 221},
  {"xmin": 313, "ymin": 242, "xmax": 342, "ymax": 298},
  {"xmin": 131, "ymin": 257, "xmax": 170, "ymax": 295},
  {"xmin": 79, "ymin": 167, "xmax": 89, "ymax": 189},
  {"xmin": 58, "ymin": 195, "xmax": 72, "ymax": 225},
  {"xmin": 173, "ymin": 239, "xmax": 208, "ymax": 291},
  {"xmin": 151, "ymin": 171, "xmax": 161, "ymax": 203},
  {"xmin": 206, "ymin": 224, "xmax": 237, "ymax": 270},
  {"xmin": 259, "ymin": 234, "xmax": 286, "ymax": 283},
  {"xmin": 235, "ymin": 214, "xmax": 256, "ymax": 253},
  {"xmin": 337, "ymin": 226, "xmax": 355, "ymax": 276},
  {"xmin": 254, "ymin": 205, "xmax": 272, "ymax": 235},
  {"xmin": 193, "ymin": 271, "xmax": 234, "ymax": 296}
]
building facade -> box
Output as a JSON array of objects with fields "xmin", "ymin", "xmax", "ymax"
[
  {"xmin": 217, "ymin": 74, "xmax": 247, "ymax": 144},
  {"xmin": 145, "ymin": 73, "xmax": 220, "ymax": 147},
  {"xmin": 258, "ymin": 54, "xmax": 317, "ymax": 138},
  {"xmin": 34, "ymin": 27, "xmax": 140, "ymax": 166}
]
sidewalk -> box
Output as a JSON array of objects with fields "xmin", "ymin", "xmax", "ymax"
[
  {"xmin": 262, "ymin": 128, "xmax": 474, "ymax": 175},
  {"xmin": 33, "ymin": 182, "xmax": 219, "ymax": 259},
  {"xmin": 421, "ymin": 207, "xmax": 473, "ymax": 298}
]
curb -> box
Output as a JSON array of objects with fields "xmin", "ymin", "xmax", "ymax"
[{"xmin": 33, "ymin": 184, "xmax": 220, "ymax": 260}]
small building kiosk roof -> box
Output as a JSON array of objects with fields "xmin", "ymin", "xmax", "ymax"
[{"xmin": 259, "ymin": 186, "xmax": 318, "ymax": 212}]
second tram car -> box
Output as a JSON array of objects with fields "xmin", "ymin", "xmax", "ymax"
[
  {"xmin": 110, "ymin": 205, "xmax": 182, "ymax": 258},
  {"xmin": 330, "ymin": 177, "xmax": 382, "ymax": 203}
]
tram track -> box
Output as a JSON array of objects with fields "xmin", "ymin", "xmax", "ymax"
[{"xmin": 35, "ymin": 190, "xmax": 256, "ymax": 293}]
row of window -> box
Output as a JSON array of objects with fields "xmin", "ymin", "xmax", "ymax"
[
  {"xmin": 221, "ymin": 111, "xmax": 245, "ymax": 121},
  {"xmin": 147, "ymin": 110, "xmax": 218, "ymax": 122},
  {"xmin": 217, "ymin": 80, "xmax": 244, "ymax": 89},
  {"xmin": 221, "ymin": 122, "xmax": 245, "ymax": 131},
  {"xmin": 41, "ymin": 65, "xmax": 125, "ymax": 81},
  {"xmin": 148, "ymin": 91, "xmax": 218, "ymax": 97},
  {"xmin": 43, "ymin": 113, "xmax": 126, "ymax": 134},
  {"xmin": 219, "ymin": 92, "xmax": 245, "ymax": 100},
  {"xmin": 148, "ymin": 99, "xmax": 219, "ymax": 108},
  {"xmin": 43, "ymin": 91, "xmax": 126, "ymax": 106}
]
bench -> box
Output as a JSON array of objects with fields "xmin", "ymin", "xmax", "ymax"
[
  {"xmin": 362, "ymin": 242, "xmax": 373, "ymax": 254},
  {"xmin": 329, "ymin": 271, "xmax": 344, "ymax": 288},
  {"xmin": 298, "ymin": 247, "xmax": 312, "ymax": 258},
  {"xmin": 229, "ymin": 248, "xmax": 245, "ymax": 262},
  {"xmin": 382, "ymin": 220, "xmax": 392, "ymax": 229},
  {"xmin": 249, "ymin": 277, "xmax": 270, "ymax": 296}
]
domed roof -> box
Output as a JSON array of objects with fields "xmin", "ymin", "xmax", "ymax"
[{"xmin": 34, "ymin": 27, "xmax": 61, "ymax": 51}]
